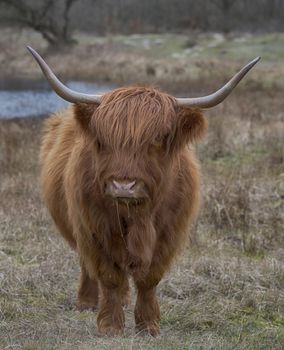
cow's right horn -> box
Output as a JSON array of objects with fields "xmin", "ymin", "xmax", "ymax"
[
  {"xmin": 176, "ymin": 57, "xmax": 260, "ymax": 109},
  {"xmin": 27, "ymin": 46, "xmax": 102, "ymax": 104}
]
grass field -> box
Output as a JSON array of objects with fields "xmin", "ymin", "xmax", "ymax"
[
  {"xmin": 1, "ymin": 28, "xmax": 284, "ymax": 91},
  {"xmin": 0, "ymin": 28, "xmax": 284, "ymax": 349}
]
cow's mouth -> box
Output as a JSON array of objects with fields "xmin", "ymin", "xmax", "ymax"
[{"xmin": 115, "ymin": 197, "xmax": 146, "ymax": 206}]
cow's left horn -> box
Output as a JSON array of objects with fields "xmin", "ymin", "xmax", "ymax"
[
  {"xmin": 176, "ymin": 57, "xmax": 260, "ymax": 109},
  {"xmin": 27, "ymin": 46, "xmax": 102, "ymax": 104}
]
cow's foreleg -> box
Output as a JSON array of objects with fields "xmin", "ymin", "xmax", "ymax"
[
  {"xmin": 76, "ymin": 232, "xmax": 129, "ymax": 335},
  {"xmin": 97, "ymin": 268, "xmax": 128, "ymax": 336},
  {"xmin": 134, "ymin": 273, "xmax": 162, "ymax": 337}
]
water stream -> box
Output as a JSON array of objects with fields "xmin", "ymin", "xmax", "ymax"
[{"xmin": 0, "ymin": 79, "xmax": 112, "ymax": 119}]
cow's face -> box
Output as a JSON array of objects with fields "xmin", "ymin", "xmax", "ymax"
[{"xmin": 75, "ymin": 87, "xmax": 207, "ymax": 210}]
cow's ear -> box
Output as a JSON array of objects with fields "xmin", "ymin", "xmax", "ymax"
[
  {"xmin": 174, "ymin": 107, "xmax": 208, "ymax": 147},
  {"xmin": 73, "ymin": 103, "xmax": 99, "ymax": 133}
]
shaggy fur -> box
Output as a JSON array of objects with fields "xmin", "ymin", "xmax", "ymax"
[{"xmin": 40, "ymin": 86, "xmax": 207, "ymax": 336}]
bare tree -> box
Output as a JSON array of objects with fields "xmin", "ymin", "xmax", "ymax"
[
  {"xmin": 1, "ymin": 0, "xmax": 283, "ymax": 38},
  {"xmin": 0, "ymin": 0, "xmax": 79, "ymax": 47}
]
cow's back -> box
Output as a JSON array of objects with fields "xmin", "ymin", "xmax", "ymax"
[{"xmin": 40, "ymin": 108, "xmax": 77, "ymax": 249}]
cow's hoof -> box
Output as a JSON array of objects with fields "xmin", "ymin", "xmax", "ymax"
[
  {"xmin": 98, "ymin": 324, "xmax": 124, "ymax": 336},
  {"xmin": 136, "ymin": 323, "xmax": 160, "ymax": 337}
]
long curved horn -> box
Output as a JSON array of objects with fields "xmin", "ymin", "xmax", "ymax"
[
  {"xmin": 27, "ymin": 46, "xmax": 102, "ymax": 104},
  {"xmin": 176, "ymin": 57, "xmax": 260, "ymax": 108}
]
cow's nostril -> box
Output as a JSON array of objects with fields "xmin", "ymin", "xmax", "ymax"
[
  {"xmin": 113, "ymin": 180, "xmax": 136, "ymax": 191},
  {"xmin": 105, "ymin": 178, "xmax": 148, "ymax": 204}
]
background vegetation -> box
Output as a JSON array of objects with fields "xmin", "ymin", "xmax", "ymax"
[
  {"xmin": 1, "ymin": 0, "xmax": 284, "ymax": 47},
  {"xmin": 0, "ymin": 1, "xmax": 283, "ymax": 349}
]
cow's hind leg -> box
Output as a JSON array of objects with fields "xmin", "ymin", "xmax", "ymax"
[
  {"xmin": 77, "ymin": 264, "xmax": 99, "ymax": 311},
  {"xmin": 121, "ymin": 276, "xmax": 130, "ymax": 307}
]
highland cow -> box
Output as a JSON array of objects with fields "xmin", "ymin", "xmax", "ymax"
[{"xmin": 28, "ymin": 46, "xmax": 259, "ymax": 336}]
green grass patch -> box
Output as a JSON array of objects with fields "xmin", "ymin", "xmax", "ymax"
[{"xmin": 85, "ymin": 32, "xmax": 284, "ymax": 63}]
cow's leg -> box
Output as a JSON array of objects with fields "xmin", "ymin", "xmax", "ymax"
[
  {"xmin": 77, "ymin": 263, "xmax": 99, "ymax": 311},
  {"xmin": 76, "ymin": 233, "xmax": 129, "ymax": 334},
  {"xmin": 121, "ymin": 276, "xmax": 130, "ymax": 307},
  {"xmin": 97, "ymin": 270, "xmax": 128, "ymax": 336},
  {"xmin": 135, "ymin": 285, "xmax": 160, "ymax": 336},
  {"xmin": 134, "ymin": 272, "xmax": 162, "ymax": 336}
]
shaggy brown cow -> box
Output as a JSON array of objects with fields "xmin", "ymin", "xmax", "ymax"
[{"xmin": 28, "ymin": 47, "xmax": 259, "ymax": 336}]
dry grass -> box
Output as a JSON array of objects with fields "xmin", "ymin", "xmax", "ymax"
[
  {"xmin": 0, "ymin": 26, "xmax": 284, "ymax": 350},
  {"xmin": 0, "ymin": 84, "xmax": 283, "ymax": 349}
]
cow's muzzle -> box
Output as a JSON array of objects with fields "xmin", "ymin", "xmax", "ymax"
[{"xmin": 105, "ymin": 179, "xmax": 148, "ymax": 205}]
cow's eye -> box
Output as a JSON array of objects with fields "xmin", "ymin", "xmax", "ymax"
[
  {"xmin": 95, "ymin": 139, "xmax": 104, "ymax": 152},
  {"xmin": 152, "ymin": 134, "xmax": 168, "ymax": 149}
]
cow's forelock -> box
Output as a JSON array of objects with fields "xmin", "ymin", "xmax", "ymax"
[{"xmin": 91, "ymin": 87, "xmax": 177, "ymax": 150}]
